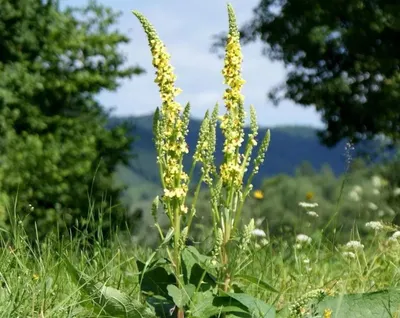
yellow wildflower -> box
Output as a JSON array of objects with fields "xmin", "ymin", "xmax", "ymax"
[
  {"xmin": 32, "ymin": 273, "xmax": 39, "ymax": 281},
  {"xmin": 253, "ymin": 190, "xmax": 264, "ymax": 200},
  {"xmin": 305, "ymin": 191, "xmax": 314, "ymax": 200},
  {"xmin": 323, "ymin": 308, "xmax": 333, "ymax": 318},
  {"xmin": 219, "ymin": 4, "xmax": 246, "ymax": 188},
  {"xmin": 133, "ymin": 11, "xmax": 189, "ymax": 203}
]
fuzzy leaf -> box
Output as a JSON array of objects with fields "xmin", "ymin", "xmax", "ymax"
[
  {"xmin": 316, "ymin": 288, "xmax": 400, "ymax": 317},
  {"xmin": 167, "ymin": 284, "xmax": 195, "ymax": 308},
  {"xmin": 136, "ymin": 259, "xmax": 176, "ymax": 298},
  {"xmin": 221, "ymin": 292, "xmax": 276, "ymax": 318},
  {"xmin": 189, "ymin": 290, "xmax": 249, "ymax": 318}
]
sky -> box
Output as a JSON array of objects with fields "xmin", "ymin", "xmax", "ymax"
[{"xmin": 61, "ymin": 0, "xmax": 324, "ymax": 128}]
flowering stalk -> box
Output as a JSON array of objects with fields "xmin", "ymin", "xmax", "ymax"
[
  {"xmin": 132, "ymin": 13, "xmax": 189, "ymax": 314},
  {"xmin": 213, "ymin": 4, "xmax": 271, "ymax": 292},
  {"xmin": 133, "ymin": 3, "xmax": 271, "ymax": 302}
]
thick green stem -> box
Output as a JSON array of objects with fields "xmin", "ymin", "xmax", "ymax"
[
  {"xmin": 173, "ymin": 205, "xmax": 181, "ymax": 279},
  {"xmin": 173, "ymin": 206, "xmax": 184, "ymax": 317},
  {"xmin": 185, "ymin": 174, "xmax": 204, "ymax": 232}
]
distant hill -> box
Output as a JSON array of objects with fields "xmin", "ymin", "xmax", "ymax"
[{"xmin": 108, "ymin": 114, "xmax": 369, "ymax": 205}]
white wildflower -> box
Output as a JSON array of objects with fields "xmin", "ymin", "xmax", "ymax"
[
  {"xmin": 306, "ymin": 211, "xmax": 319, "ymax": 218},
  {"xmin": 365, "ymin": 221, "xmax": 384, "ymax": 231},
  {"xmin": 353, "ymin": 185, "xmax": 363, "ymax": 193},
  {"xmin": 392, "ymin": 231, "xmax": 400, "ymax": 240},
  {"xmin": 342, "ymin": 251, "xmax": 356, "ymax": 259},
  {"xmin": 303, "ymin": 258, "xmax": 310, "ymax": 264},
  {"xmin": 260, "ymin": 238, "xmax": 269, "ymax": 247},
  {"xmin": 252, "ymin": 229, "xmax": 267, "ymax": 237},
  {"xmin": 367, "ymin": 202, "xmax": 378, "ymax": 210},
  {"xmin": 372, "ymin": 189, "xmax": 380, "ymax": 195},
  {"xmin": 345, "ymin": 240, "xmax": 364, "ymax": 250},
  {"xmin": 393, "ymin": 188, "xmax": 400, "ymax": 197},
  {"xmin": 298, "ymin": 202, "xmax": 318, "ymax": 208},
  {"xmin": 296, "ymin": 234, "xmax": 312, "ymax": 244},
  {"xmin": 372, "ymin": 175, "xmax": 382, "ymax": 188},
  {"xmin": 348, "ymin": 190, "xmax": 360, "ymax": 202},
  {"xmin": 378, "ymin": 210, "xmax": 385, "ymax": 217}
]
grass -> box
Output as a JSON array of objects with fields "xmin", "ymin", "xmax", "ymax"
[{"xmin": 1, "ymin": 205, "xmax": 399, "ymax": 317}]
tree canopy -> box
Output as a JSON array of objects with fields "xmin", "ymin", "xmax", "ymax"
[
  {"xmin": 213, "ymin": 0, "xmax": 400, "ymax": 147},
  {"xmin": 0, "ymin": 0, "xmax": 144, "ymax": 238}
]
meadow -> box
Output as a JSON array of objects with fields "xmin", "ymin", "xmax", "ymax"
[
  {"xmin": 1, "ymin": 189, "xmax": 400, "ymax": 317},
  {"xmin": 0, "ymin": 3, "xmax": 399, "ymax": 318}
]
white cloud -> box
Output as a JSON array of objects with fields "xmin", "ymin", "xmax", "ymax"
[{"xmin": 60, "ymin": 0, "xmax": 324, "ymax": 128}]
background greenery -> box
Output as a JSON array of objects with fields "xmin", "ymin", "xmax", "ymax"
[{"xmin": 0, "ymin": 0, "xmax": 143, "ymax": 239}]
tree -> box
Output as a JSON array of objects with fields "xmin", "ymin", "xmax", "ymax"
[
  {"xmin": 295, "ymin": 161, "xmax": 316, "ymax": 177},
  {"xmin": 212, "ymin": 0, "xmax": 400, "ymax": 147},
  {"xmin": 0, "ymin": 0, "xmax": 144, "ymax": 238}
]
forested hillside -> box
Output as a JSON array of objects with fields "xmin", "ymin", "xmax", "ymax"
[{"xmin": 109, "ymin": 115, "xmax": 382, "ymax": 207}]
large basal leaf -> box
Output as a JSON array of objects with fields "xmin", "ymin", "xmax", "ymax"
[
  {"xmin": 181, "ymin": 246, "xmax": 217, "ymax": 289},
  {"xmin": 146, "ymin": 296, "xmax": 176, "ymax": 318},
  {"xmin": 316, "ymin": 288, "xmax": 400, "ymax": 318},
  {"xmin": 64, "ymin": 257, "xmax": 156, "ymax": 318},
  {"xmin": 221, "ymin": 292, "xmax": 276, "ymax": 318},
  {"xmin": 136, "ymin": 259, "xmax": 176, "ymax": 299},
  {"xmin": 167, "ymin": 284, "xmax": 195, "ymax": 309},
  {"xmin": 189, "ymin": 290, "xmax": 249, "ymax": 318}
]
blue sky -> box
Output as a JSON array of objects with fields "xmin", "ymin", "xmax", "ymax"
[{"xmin": 61, "ymin": 0, "xmax": 323, "ymax": 128}]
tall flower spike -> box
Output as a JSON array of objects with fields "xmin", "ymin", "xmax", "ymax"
[
  {"xmin": 222, "ymin": 4, "xmax": 245, "ymax": 110},
  {"xmin": 133, "ymin": 11, "xmax": 188, "ymax": 201},
  {"xmin": 219, "ymin": 4, "xmax": 246, "ymax": 188}
]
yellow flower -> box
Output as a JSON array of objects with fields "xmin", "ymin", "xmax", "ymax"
[
  {"xmin": 32, "ymin": 273, "xmax": 39, "ymax": 281},
  {"xmin": 133, "ymin": 11, "xmax": 189, "ymax": 208},
  {"xmin": 305, "ymin": 191, "xmax": 314, "ymax": 200},
  {"xmin": 253, "ymin": 190, "xmax": 264, "ymax": 200},
  {"xmin": 219, "ymin": 4, "xmax": 246, "ymax": 188},
  {"xmin": 323, "ymin": 308, "xmax": 333, "ymax": 318}
]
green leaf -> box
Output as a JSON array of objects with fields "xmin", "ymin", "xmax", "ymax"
[
  {"xmin": 221, "ymin": 292, "xmax": 276, "ymax": 318},
  {"xmin": 189, "ymin": 290, "xmax": 249, "ymax": 318},
  {"xmin": 181, "ymin": 246, "xmax": 217, "ymax": 289},
  {"xmin": 64, "ymin": 256, "xmax": 156, "ymax": 318},
  {"xmin": 315, "ymin": 288, "xmax": 400, "ymax": 317},
  {"xmin": 235, "ymin": 274, "xmax": 278, "ymax": 293},
  {"xmin": 146, "ymin": 296, "xmax": 175, "ymax": 317},
  {"xmin": 167, "ymin": 284, "xmax": 195, "ymax": 308},
  {"xmin": 136, "ymin": 259, "xmax": 176, "ymax": 298}
]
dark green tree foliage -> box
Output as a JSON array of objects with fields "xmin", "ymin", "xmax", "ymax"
[
  {"xmin": 213, "ymin": 0, "xmax": 400, "ymax": 147},
  {"xmin": 0, "ymin": 0, "xmax": 144, "ymax": 238}
]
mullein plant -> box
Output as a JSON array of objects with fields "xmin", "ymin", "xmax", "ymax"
[
  {"xmin": 63, "ymin": 5, "xmax": 400, "ymax": 318},
  {"xmin": 132, "ymin": 3, "xmax": 271, "ymax": 316}
]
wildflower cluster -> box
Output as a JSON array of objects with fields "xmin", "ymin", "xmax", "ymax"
[
  {"xmin": 299, "ymin": 201, "xmax": 319, "ymax": 218},
  {"xmin": 365, "ymin": 221, "xmax": 384, "ymax": 232},
  {"xmin": 348, "ymin": 185, "xmax": 362, "ymax": 202},
  {"xmin": 345, "ymin": 240, "xmax": 364, "ymax": 250},
  {"xmin": 388, "ymin": 231, "xmax": 400, "ymax": 243},
  {"xmin": 295, "ymin": 234, "xmax": 312, "ymax": 249}
]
